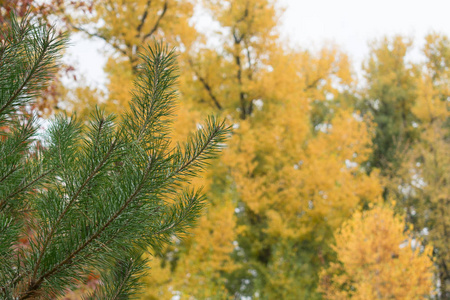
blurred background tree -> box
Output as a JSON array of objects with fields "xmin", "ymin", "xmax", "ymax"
[
  {"xmin": 319, "ymin": 204, "xmax": 434, "ymax": 299},
  {"xmin": 391, "ymin": 33, "xmax": 450, "ymax": 299},
  {"xmin": 362, "ymin": 36, "xmax": 420, "ymax": 177}
]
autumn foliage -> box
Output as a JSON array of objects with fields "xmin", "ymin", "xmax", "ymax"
[{"xmin": 319, "ymin": 204, "xmax": 434, "ymax": 299}]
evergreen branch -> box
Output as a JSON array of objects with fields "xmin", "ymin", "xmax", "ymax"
[
  {"xmin": 110, "ymin": 266, "xmax": 132, "ymax": 300},
  {"xmin": 0, "ymin": 273, "xmax": 25, "ymax": 295},
  {"xmin": 0, "ymin": 118, "xmax": 37, "ymax": 164},
  {"xmin": 88, "ymin": 109, "xmax": 110, "ymax": 170},
  {"xmin": 0, "ymin": 169, "xmax": 53, "ymax": 211},
  {"xmin": 124, "ymin": 42, "xmax": 178, "ymax": 147},
  {"xmin": 0, "ymin": 41, "xmax": 46, "ymax": 116},
  {"xmin": 84, "ymin": 252, "xmax": 148, "ymax": 300},
  {"xmin": 0, "ymin": 16, "xmax": 66, "ymax": 119},
  {"xmin": 38, "ymin": 216, "xmax": 136, "ymax": 291},
  {"xmin": 172, "ymin": 116, "xmax": 229, "ymax": 178},
  {"xmin": 110, "ymin": 255, "xmax": 147, "ymax": 300},
  {"xmin": 11, "ymin": 215, "xmax": 134, "ymax": 297},
  {"xmin": 0, "ymin": 14, "xmax": 30, "ymax": 68},
  {"xmin": 30, "ymin": 137, "xmax": 119, "ymax": 286},
  {"xmin": 0, "ymin": 166, "xmax": 18, "ymax": 184},
  {"xmin": 175, "ymin": 131, "xmax": 216, "ymax": 175},
  {"xmin": 22, "ymin": 158, "xmax": 155, "ymax": 299},
  {"xmin": 155, "ymin": 189, "xmax": 205, "ymax": 236},
  {"xmin": 1, "ymin": 16, "xmax": 229, "ymax": 297}
]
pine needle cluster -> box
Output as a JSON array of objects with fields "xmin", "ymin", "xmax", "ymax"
[{"xmin": 0, "ymin": 15, "xmax": 229, "ymax": 299}]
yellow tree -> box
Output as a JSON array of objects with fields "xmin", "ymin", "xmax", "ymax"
[
  {"xmin": 183, "ymin": 0, "xmax": 281, "ymax": 119},
  {"xmin": 393, "ymin": 33, "xmax": 450, "ymax": 299},
  {"xmin": 52, "ymin": 0, "xmax": 198, "ymax": 116},
  {"xmin": 223, "ymin": 97, "xmax": 382, "ymax": 298},
  {"xmin": 175, "ymin": 1, "xmax": 383, "ymax": 297},
  {"xmin": 319, "ymin": 204, "xmax": 434, "ymax": 300}
]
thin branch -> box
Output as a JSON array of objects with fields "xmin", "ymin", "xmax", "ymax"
[
  {"xmin": 0, "ymin": 165, "xmax": 18, "ymax": 184},
  {"xmin": 69, "ymin": 23, "xmax": 128, "ymax": 57},
  {"xmin": 12, "ymin": 214, "xmax": 135, "ymax": 297},
  {"xmin": 142, "ymin": 0, "xmax": 168, "ymax": 41},
  {"xmin": 154, "ymin": 198, "xmax": 197, "ymax": 236},
  {"xmin": 0, "ymin": 32, "xmax": 50, "ymax": 116},
  {"xmin": 111, "ymin": 263, "xmax": 133, "ymax": 300},
  {"xmin": 174, "ymin": 124, "xmax": 222, "ymax": 175},
  {"xmin": 136, "ymin": 0, "xmax": 152, "ymax": 37},
  {"xmin": 234, "ymin": 51, "xmax": 246, "ymax": 120},
  {"xmin": 244, "ymin": 41, "xmax": 253, "ymax": 80},
  {"xmin": 0, "ymin": 136, "xmax": 33, "ymax": 166},
  {"xmin": 188, "ymin": 59, "xmax": 223, "ymax": 110},
  {"xmin": 304, "ymin": 77, "xmax": 322, "ymax": 91},
  {"xmin": 0, "ymin": 272, "xmax": 25, "ymax": 295},
  {"xmin": 235, "ymin": 1, "xmax": 249, "ymax": 24},
  {"xmin": 0, "ymin": 169, "xmax": 53, "ymax": 211},
  {"xmin": 91, "ymin": 117, "xmax": 105, "ymax": 170}
]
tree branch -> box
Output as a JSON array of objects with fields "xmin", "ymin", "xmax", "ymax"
[
  {"xmin": 29, "ymin": 137, "xmax": 119, "ymax": 288},
  {"xmin": 188, "ymin": 59, "xmax": 223, "ymax": 110},
  {"xmin": 0, "ymin": 32, "xmax": 50, "ymax": 116},
  {"xmin": 0, "ymin": 169, "xmax": 53, "ymax": 211},
  {"xmin": 136, "ymin": 0, "xmax": 152, "ymax": 37},
  {"xmin": 69, "ymin": 23, "xmax": 128, "ymax": 57},
  {"xmin": 20, "ymin": 157, "xmax": 154, "ymax": 300},
  {"xmin": 142, "ymin": 1, "xmax": 168, "ymax": 41},
  {"xmin": 174, "ymin": 123, "xmax": 222, "ymax": 175}
]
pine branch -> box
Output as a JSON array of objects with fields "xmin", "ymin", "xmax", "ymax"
[
  {"xmin": 0, "ymin": 169, "xmax": 53, "ymax": 211},
  {"xmin": 1, "ymin": 16, "xmax": 229, "ymax": 298},
  {"xmin": 155, "ymin": 189, "xmax": 205, "ymax": 237},
  {"xmin": 0, "ymin": 166, "xmax": 18, "ymax": 184},
  {"xmin": 172, "ymin": 116, "xmax": 229, "ymax": 179},
  {"xmin": 0, "ymin": 14, "xmax": 66, "ymax": 123},
  {"xmin": 84, "ymin": 251, "xmax": 148, "ymax": 300},
  {"xmin": 30, "ymin": 137, "xmax": 119, "ymax": 285},
  {"xmin": 21, "ymin": 159, "xmax": 155, "ymax": 299}
]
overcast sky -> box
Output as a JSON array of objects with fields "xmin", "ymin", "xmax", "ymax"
[
  {"xmin": 280, "ymin": 0, "xmax": 450, "ymax": 64},
  {"xmin": 66, "ymin": 0, "xmax": 450, "ymax": 87}
]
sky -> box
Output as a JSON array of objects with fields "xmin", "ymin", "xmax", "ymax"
[
  {"xmin": 65, "ymin": 0, "xmax": 450, "ymax": 88},
  {"xmin": 280, "ymin": 0, "xmax": 450, "ymax": 64}
]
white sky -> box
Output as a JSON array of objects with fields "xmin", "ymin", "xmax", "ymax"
[
  {"xmin": 65, "ymin": 0, "xmax": 450, "ymax": 88},
  {"xmin": 280, "ymin": 0, "xmax": 450, "ymax": 65}
]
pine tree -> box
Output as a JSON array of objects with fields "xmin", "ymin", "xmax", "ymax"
[{"xmin": 0, "ymin": 14, "xmax": 229, "ymax": 299}]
